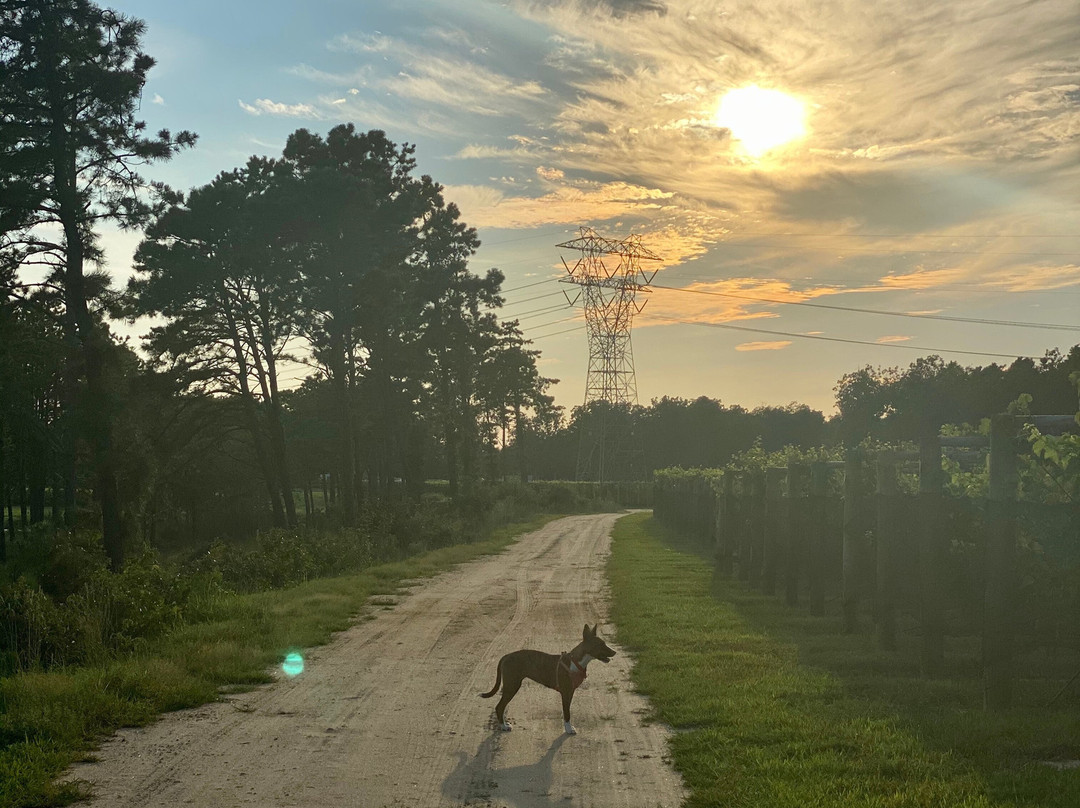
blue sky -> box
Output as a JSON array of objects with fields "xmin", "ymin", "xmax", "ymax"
[{"xmin": 102, "ymin": 0, "xmax": 1080, "ymax": 414}]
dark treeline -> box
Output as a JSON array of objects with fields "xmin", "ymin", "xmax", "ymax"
[
  {"xmin": 505, "ymin": 398, "xmax": 828, "ymax": 480},
  {"xmin": 506, "ymin": 347, "xmax": 1080, "ymax": 479},
  {"xmin": 0, "ymin": 0, "xmax": 556, "ymax": 569},
  {"xmin": 833, "ymin": 349, "xmax": 1080, "ymax": 440}
]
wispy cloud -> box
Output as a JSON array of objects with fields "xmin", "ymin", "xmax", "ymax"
[
  {"xmin": 735, "ymin": 340, "xmax": 793, "ymax": 351},
  {"xmin": 238, "ymin": 98, "xmax": 321, "ymax": 118},
  {"xmin": 453, "ymin": 144, "xmax": 539, "ymax": 160},
  {"xmin": 445, "ymin": 180, "xmax": 675, "ymax": 230},
  {"xmin": 385, "ymin": 57, "xmax": 547, "ymax": 116},
  {"xmin": 329, "ymin": 32, "xmax": 394, "ymax": 54},
  {"xmin": 287, "ymin": 63, "xmax": 372, "ymax": 87},
  {"xmin": 876, "ymin": 335, "xmax": 913, "ymax": 344}
]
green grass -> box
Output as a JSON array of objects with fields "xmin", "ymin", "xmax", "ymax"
[
  {"xmin": 607, "ymin": 513, "xmax": 1080, "ymax": 808},
  {"xmin": 0, "ymin": 513, "xmax": 564, "ymax": 808}
]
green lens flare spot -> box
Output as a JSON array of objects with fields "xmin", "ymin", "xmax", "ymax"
[{"xmin": 282, "ymin": 652, "xmax": 304, "ymax": 678}]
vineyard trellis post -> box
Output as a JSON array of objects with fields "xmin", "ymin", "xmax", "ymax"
[
  {"xmin": 785, "ymin": 462, "xmax": 809, "ymax": 607},
  {"xmin": 735, "ymin": 472, "xmax": 750, "ymax": 582},
  {"xmin": 762, "ymin": 466, "xmax": 786, "ymax": 596},
  {"xmin": 919, "ymin": 433, "xmax": 946, "ymax": 677},
  {"xmin": 875, "ymin": 453, "xmax": 900, "ymax": 651},
  {"xmin": 842, "ymin": 448, "xmax": 864, "ymax": 633},
  {"xmin": 716, "ymin": 473, "xmax": 734, "ymax": 576},
  {"xmin": 808, "ymin": 462, "xmax": 830, "ymax": 616},
  {"xmin": 984, "ymin": 413, "xmax": 1019, "ymax": 710},
  {"xmin": 747, "ymin": 470, "xmax": 766, "ymax": 589}
]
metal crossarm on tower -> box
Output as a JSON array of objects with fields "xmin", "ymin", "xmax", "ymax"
[{"xmin": 557, "ymin": 227, "xmax": 660, "ymax": 482}]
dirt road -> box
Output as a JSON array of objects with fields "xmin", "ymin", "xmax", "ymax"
[{"xmin": 65, "ymin": 513, "xmax": 685, "ymax": 807}]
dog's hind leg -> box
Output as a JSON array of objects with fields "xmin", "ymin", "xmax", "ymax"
[{"xmin": 494, "ymin": 678, "xmax": 522, "ymax": 731}]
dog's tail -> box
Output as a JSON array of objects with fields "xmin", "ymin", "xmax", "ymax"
[{"xmin": 479, "ymin": 657, "xmax": 502, "ymax": 698}]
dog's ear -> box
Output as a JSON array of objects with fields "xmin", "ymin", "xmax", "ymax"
[
  {"xmin": 585, "ymin": 623, "xmax": 596, "ymax": 639},
  {"xmin": 583, "ymin": 623, "xmax": 590, "ymax": 639}
]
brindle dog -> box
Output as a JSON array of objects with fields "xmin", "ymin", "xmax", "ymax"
[{"xmin": 480, "ymin": 624, "xmax": 616, "ymax": 735}]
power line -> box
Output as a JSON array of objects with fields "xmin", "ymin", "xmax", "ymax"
[
  {"xmin": 638, "ymin": 312, "xmax": 1043, "ymax": 360},
  {"xmin": 505, "ymin": 303, "xmax": 572, "ymax": 321},
  {"xmin": 710, "ymin": 241, "xmax": 1080, "ymax": 257},
  {"xmin": 499, "ymin": 277, "xmax": 561, "ymax": 294},
  {"xmin": 530, "ymin": 325, "xmax": 582, "ymax": 340},
  {"xmin": 718, "ymin": 232, "xmax": 1080, "ymax": 239},
  {"xmin": 651, "ymin": 283, "xmax": 1080, "ymax": 332},
  {"xmin": 525, "ymin": 314, "xmax": 579, "ymax": 332},
  {"xmin": 497, "ymin": 289, "xmax": 566, "ymax": 308}
]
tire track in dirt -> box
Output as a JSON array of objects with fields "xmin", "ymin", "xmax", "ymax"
[{"xmin": 62, "ymin": 513, "xmax": 685, "ymax": 808}]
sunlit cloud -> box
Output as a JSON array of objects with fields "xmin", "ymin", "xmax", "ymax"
[
  {"xmin": 454, "ymin": 144, "xmax": 539, "ymax": 160},
  {"xmin": 150, "ymin": 93, "xmax": 165, "ymax": 105},
  {"xmin": 642, "ymin": 277, "xmax": 841, "ymax": 329},
  {"xmin": 876, "ymin": 335, "xmax": 913, "ymax": 344},
  {"xmin": 870, "ymin": 268, "xmax": 967, "ymax": 291},
  {"xmin": 985, "ymin": 264, "xmax": 1080, "ymax": 292},
  {"xmin": 735, "ymin": 340, "xmax": 793, "ymax": 352},
  {"xmin": 445, "ymin": 180, "xmax": 675, "ymax": 230}
]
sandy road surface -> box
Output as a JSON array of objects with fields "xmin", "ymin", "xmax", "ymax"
[{"xmin": 64, "ymin": 513, "xmax": 685, "ymax": 807}]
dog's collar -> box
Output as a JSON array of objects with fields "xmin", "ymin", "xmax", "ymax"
[
  {"xmin": 559, "ymin": 652, "xmax": 583, "ymax": 671},
  {"xmin": 559, "ymin": 653, "xmax": 587, "ymax": 689}
]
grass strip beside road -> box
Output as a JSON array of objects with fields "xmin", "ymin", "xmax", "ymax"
[
  {"xmin": 0, "ymin": 513, "xmax": 564, "ymax": 808},
  {"xmin": 607, "ymin": 512, "xmax": 1080, "ymax": 808}
]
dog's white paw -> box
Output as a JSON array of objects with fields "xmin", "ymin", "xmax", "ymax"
[
  {"xmin": 564, "ymin": 722, "xmax": 576, "ymax": 735},
  {"xmin": 499, "ymin": 721, "xmax": 512, "ymax": 732}
]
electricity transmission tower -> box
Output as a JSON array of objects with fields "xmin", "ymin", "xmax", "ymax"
[{"xmin": 558, "ymin": 227, "xmax": 661, "ymax": 482}]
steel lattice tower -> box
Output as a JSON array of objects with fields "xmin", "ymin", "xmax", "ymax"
[{"xmin": 558, "ymin": 227, "xmax": 660, "ymax": 482}]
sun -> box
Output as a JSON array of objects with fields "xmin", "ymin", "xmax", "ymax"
[{"xmin": 714, "ymin": 85, "xmax": 807, "ymax": 157}]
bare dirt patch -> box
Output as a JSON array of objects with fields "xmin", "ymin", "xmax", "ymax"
[{"xmin": 64, "ymin": 513, "xmax": 685, "ymax": 807}]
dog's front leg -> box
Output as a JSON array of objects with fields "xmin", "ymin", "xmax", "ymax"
[{"xmin": 561, "ymin": 688, "xmax": 576, "ymax": 735}]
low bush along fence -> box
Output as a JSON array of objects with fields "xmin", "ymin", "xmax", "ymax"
[
  {"xmin": 653, "ymin": 414, "xmax": 1080, "ymax": 710},
  {"xmin": 0, "ymin": 479, "xmax": 633, "ymax": 676}
]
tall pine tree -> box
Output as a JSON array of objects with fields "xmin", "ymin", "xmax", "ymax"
[{"xmin": 0, "ymin": 0, "xmax": 194, "ymax": 568}]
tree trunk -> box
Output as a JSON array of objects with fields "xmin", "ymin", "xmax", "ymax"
[
  {"xmin": 222, "ymin": 303, "xmax": 285, "ymax": 527},
  {"xmin": 28, "ymin": 411, "xmax": 46, "ymax": 524},
  {"xmin": 330, "ymin": 327, "xmax": 356, "ymax": 524},
  {"xmin": 0, "ymin": 419, "xmax": 7, "ymax": 562},
  {"xmin": 250, "ymin": 298, "xmax": 297, "ymax": 526}
]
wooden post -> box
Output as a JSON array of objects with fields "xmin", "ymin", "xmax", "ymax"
[
  {"xmin": 842, "ymin": 449, "xmax": 863, "ymax": 633},
  {"xmin": 715, "ymin": 474, "xmax": 734, "ymax": 576},
  {"xmin": 762, "ymin": 467, "xmax": 785, "ymax": 596},
  {"xmin": 919, "ymin": 433, "xmax": 945, "ymax": 677},
  {"xmin": 747, "ymin": 471, "xmax": 766, "ymax": 589},
  {"xmin": 705, "ymin": 477, "xmax": 718, "ymax": 545},
  {"xmin": 984, "ymin": 413, "xmax": 1018, "ymax": 710},
  {"xmin": 737, "ymin": 472, "xmax": 751, "ymax": 582},
  {"xmin": 785, "ymin": 462, "xmax": 809, "ymax": 607},
  {"xmin": 808, "ymin": 462, "xmax": 828, "ymax": 616},
  {"xmin": 875, "ymin": 453, "xmax": 899, "ymax": 651}
]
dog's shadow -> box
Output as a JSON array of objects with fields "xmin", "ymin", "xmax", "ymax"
[{"xmin": 441, "ymin": 731, "xmax": 569, "ymax": 806}]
